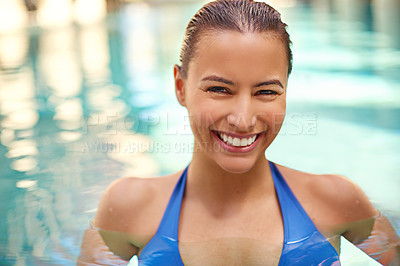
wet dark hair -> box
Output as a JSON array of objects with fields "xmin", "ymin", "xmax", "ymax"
[{"xmin": 179, "ymin": 0, "xmax": 293, "ymax": 78}]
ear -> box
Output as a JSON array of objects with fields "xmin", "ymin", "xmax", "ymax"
[{"xmin": 174, "ymin": 64, "xmax": 186, "ymax": 107}]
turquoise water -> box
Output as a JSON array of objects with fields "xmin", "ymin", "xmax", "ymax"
[{"xmin": 0, "ymin": 1, "xmax": 399, "ymax": 265}]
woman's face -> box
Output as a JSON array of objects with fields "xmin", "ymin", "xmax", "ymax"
[{"xmin": 175, "ymin": 31, "xmax": 288, "ymax": 174}]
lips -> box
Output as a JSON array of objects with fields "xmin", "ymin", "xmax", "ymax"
[{"xmin": 211, "ymin": 130, "xmax": 264, "ymax": 153}]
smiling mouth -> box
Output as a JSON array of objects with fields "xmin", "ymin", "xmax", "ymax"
[{"xmin": 214, "ymin": 131, "xmax": 261, "ymax": 147}]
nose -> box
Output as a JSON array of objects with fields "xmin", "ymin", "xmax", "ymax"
[{"xmin": 226, "ymin": 95, "xmax": 256, "ymax": 131}]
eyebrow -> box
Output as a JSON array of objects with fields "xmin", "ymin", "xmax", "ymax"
[
  {"xmin": 255, "ymin": 80, "xmax": 284, "ymax": 89},
  {"xmin": 201, "ymin": 75, "xmax": 235, "ymax": 86},
  {"xmin": 201, "ymin": 75, "xmax": 284, "ymax": 89}
]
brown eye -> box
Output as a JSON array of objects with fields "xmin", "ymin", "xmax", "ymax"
[
  {"xmin": 255, "ymin": 90, "xmax": 278, "ymax": 96},
  {"xmin": 207, "ymin": 86, "xmax": 230, "ymax": 94}
]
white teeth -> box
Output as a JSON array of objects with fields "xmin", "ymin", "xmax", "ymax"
[
  {"xmin": 217, "ymin": 132, "xmax": 258, "ymax": 147},
  {"xmin": 240, "ymin": 138, "xmax": 247, "ymax": 147},
  {"xmin": 233, "ymin": 138, "xmax": 241, "ymax": 146}
]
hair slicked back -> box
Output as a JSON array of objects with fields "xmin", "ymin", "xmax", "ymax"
[{"xmin": 179, "ymin": 0, "xmax": 293, "ymax": 78}]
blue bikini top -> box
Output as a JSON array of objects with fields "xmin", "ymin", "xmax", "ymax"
[{"xmin": 137, "ymin": 161, "xmax": 340, "ymax": 265}]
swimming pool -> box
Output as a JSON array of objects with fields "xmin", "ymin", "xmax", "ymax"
[{"xmin": 0, "ymin": 1, "xmax": 399, "ymax": 265}]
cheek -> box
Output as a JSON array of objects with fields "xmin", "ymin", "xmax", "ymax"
[
  {"xmin": 258, "ymin": 101, "xmax": 286, "ymax": 133},
  {"xmin": 273, "ymin": 108, "xmax": 286, "ymax": 134},
  {"xmin": 186, "ymin": 103, "xmax": 215, "ymax": 136},
  {"xmin": 187, "ymin": 99, "xmax": 226, "ymax": 129},
  {"xmin": 271, "ymin": 113, "xmax": 286, "ymax": 134}
]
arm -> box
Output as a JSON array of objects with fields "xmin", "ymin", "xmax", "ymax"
[
  {"xmin": 78, "ymin": 177, "xmax": 148, "ymax": 264},
  {"xmin": 355, "ymin": 214, "xmax": 400, "ymax": 266},
  {"xmin": 338, "ymin": 179, "xmax": 400, "ymax": 265},
  {"xmin": 77, "ymin": 227, "xmax": 132, "ymax": 265}
]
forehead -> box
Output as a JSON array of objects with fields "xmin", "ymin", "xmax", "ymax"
[{"xmin": 187, "ymin": 31, "xmax": 288, "ymax": 83}]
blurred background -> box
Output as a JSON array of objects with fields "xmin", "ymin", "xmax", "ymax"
[{"xmin": 0, "ymin": 0, "xmax": 399, "ymax": 265}]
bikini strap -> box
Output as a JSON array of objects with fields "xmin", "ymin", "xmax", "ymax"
[
  {"xmin": 268, "ymin": 161, "xmax": 318, "ymax": 242},
  {"xmin": 155, "ymin": 165, "xmax": 189, "ymax": 238}
]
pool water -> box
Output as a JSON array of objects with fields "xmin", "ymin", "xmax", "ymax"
[{"xmin": 0, "ymin": 1, "xmax": 399, "ymax": 265}]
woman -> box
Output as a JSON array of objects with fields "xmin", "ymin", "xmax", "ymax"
[{"xmin": 85, "ymin": 0, "xmax": 400, "ymax": 265}]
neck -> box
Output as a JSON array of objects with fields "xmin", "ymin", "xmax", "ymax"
[{"xmin": 186, "ymin": 152, "xmax": 275, "ymax": 208}]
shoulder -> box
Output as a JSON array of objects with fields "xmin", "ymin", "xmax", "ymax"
[
  {"xmin": 276, "ymin": 164, "xmax": 377, "ymax": 226},
  {"xmin": 91, "ymin": 170, "xmax": 184, "ymax": 259},
  {"xmin": 93, "ymin": 171, "xmax": 183, "ymax": 234}
]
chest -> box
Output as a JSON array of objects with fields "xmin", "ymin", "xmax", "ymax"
[
  {"xmin": 179, "ymin": 238, "xmax": 282, "ymax": 266},
  {"xmin": 176, "ymin": 195, "xmax": 284, "ymax": 265}
]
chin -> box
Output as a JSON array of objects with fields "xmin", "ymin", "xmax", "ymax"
[{"xmin": 216, "ymin": 156, "xmax": 258, "ymax": 175}]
